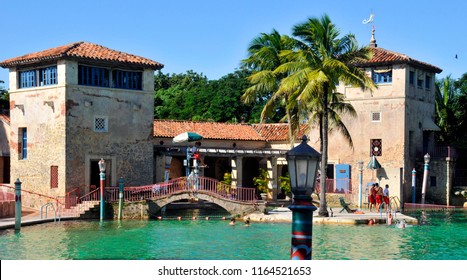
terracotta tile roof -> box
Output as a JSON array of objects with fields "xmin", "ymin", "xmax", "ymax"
[
  {"xmin": 354, "ymin": 47, "xmax": 442, "ymax": 73},
  {"xmin": 252, "ymin": 123, "xmax": 309, "ymax": 141},
  {"xmin": 154, "ymin": 120, "xmax": 310, "ymax": 142},
  {"xmin": 154, "ymin": 120, "xmax": 265, "ymax": 141},
  {"xmin": 0, "ymin": 112, "xmax": 10, "ymax": 125},
  {"xmin": 0, "ymin": 42, "xmax": 164, "ymax": 70}
]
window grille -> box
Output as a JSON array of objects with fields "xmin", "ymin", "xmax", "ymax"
[
  {"xmin": 78, "ymin": 65, "xmax": 110, "ymax": 87},
  {"xmin": 371, "ymin": 112, "xmax": 381, "ymax": 122},
  {"xmin": 372, "ymin": 69, "xmax": 392, "ymax": 84},
  {"xmin": 19, "ymin": 70, "xmax": 36, "ymax": 88},
  {"xmin": 113, "ymin": 70, "xmax": 142, "ymax": 90},
  {"xmin": 94, "ymin": 116, "xmax": 108, "ymax": 132},
  {"xmin": 40, "ymin": 66, "xmax": 57, "ymax": 86},
  {"xmin": 50, "ymin": 166, "xmax": 58, "ymax": 188}
]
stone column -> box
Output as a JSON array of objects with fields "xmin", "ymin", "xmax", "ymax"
[
  {"xmin": 231, "ymin": 156, "xmax": 243, "ymax": 188},
  {"xmin": 267, "ymin": 157, "xmax": 278, "ymax": 200}
]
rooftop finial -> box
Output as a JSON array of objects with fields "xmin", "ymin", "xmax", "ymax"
[
  {"xmin": 363, "ymin": 13, "xmax": 377, "ymax": 47},
  {"xmin": 370, "ymin": 26, "xmax": 377, "ymax": 47}
]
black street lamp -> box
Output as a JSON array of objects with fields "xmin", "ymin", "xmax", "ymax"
[{"xmin": 286, "ymin": 135, "xmax": 321, "ymax": 260}]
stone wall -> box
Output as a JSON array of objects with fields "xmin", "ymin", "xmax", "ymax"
[
  {"xmin": 9, "ymin": 86, "xmax": 67, "ymax": 201},
  {"xmin": 0, "ymin": 201, "xmax": 15, "ymax": 218},
  {"xmin": 427, "ymin": 158, "xmax": 457, "ymax": 205}
]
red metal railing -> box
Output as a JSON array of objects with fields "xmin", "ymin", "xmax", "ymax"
[
  {"xmin": 104, "ymin": 176, "xmax": 257, "ymax": 203},
  {"xmin": 0, "ymin": 183, "xmax": 63, "ymax": 217},
  {"xmin": 57, "ymin": 187, "xmax": 81, "ymax": 209},
  {"xmin": 0, "ymin": 184, "xmax": 15, "ymax": 202}
]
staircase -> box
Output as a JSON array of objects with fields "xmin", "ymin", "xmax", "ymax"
[{"xmin": 59, "ymin": 200, "xmax": 100, "ymax": 218}]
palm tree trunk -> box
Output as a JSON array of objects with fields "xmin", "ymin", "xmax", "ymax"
[{"xmin": 319, "ymin": 84, "xmax": 329, "ymax": 217}]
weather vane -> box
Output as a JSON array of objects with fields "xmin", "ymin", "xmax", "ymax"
[{"xmin": 362, "ymin": 13, "xmax": 374, "ymax": 25}]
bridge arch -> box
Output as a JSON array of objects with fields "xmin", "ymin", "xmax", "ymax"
[{"xmin": 146, "ymin": 191, "xmax": 265, "ymax": 217}]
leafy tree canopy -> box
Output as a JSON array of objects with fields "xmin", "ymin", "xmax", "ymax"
[
  {"xmin": 435, "ymin": 73, "xmax": 467, "ymax": 148},
  {"xmin": 0, "ymin": 80, "xmax": 9, "ymax": 110},
  {"xmin": 154, "ymin": 69, "xmax": 281, "ymax": 123}
]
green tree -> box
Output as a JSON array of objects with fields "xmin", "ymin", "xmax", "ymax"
[
  {"xmin": 277, "ymin": 15, "xmax": 375, "ymax": 216},
  {"xmin": 435, "ymin": 75, "xmax": 457, "ymax": 143},
  {"xmin": 0, "ymin": 80, "xmax": 8, "ymax": 110},
  {"xmin": 241, "ymin": 30, "xmax": 300, "ymax": 145},
  {"xmin": 451, "ymin": 73, "xmax": 467, "ymax": 148},
  {"xmin": 154, "ymin": 69, "xmax": 261, "ymax": 123}
]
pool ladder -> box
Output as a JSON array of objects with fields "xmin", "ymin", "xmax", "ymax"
[
  {"xmin": 40, "ymin": 202, "xmax": 61, "ymax": 223},
  {"xmin": 380, "ymin": 196, "xmax": 400, "ymax": 224}
]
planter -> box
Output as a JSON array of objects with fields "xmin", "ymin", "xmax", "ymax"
[{"xmin": 260, "ymin": 193, "xmax": 267, "ymax": 200}]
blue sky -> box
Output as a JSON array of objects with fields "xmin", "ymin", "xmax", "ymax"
[{"xmin": 1, "ymin": 0, "xmax": 465, "ymax": 89}]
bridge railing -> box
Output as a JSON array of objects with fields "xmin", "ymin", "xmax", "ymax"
[{"xmin": 105, "ymin": 177, "xmax": 257, "ymax": 203}]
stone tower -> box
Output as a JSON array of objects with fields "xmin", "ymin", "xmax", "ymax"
[{"xmin": 0, "ymin": 42, "xmax": 163, "ymax": 202}]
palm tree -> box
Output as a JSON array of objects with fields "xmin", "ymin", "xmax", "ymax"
[
  {"xmin": 241, "ymin": 30, "xmax": 304, "ymax": 147},
  {"xmin": 435, "ymin": 75, "xmax": 457, "ymax": 143},
  {"xmin": 277, "ymin": 14, "xmax": 375, "ymax": 216}
]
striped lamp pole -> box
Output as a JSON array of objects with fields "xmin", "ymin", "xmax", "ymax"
[
  {"xmin": 118, "ymin": 177, "xmax": 124, "ymax": 220},
  {"xmin": 286, "ymin": 136, "xmax": 321, "ymax": 260},
  {"xmin": 98, "ymin": 159, "xmax": 106, "ymax": 221}
]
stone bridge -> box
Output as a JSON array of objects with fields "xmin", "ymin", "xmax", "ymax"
[
  {"xmin": 145, "ymin": 191, "xmax": 266, "ymax": 217},
  {"xmin": 103, "ymin": 177, "xmax": 266, "ymax": 219}
]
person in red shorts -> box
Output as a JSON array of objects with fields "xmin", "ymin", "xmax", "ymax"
[
  {"xmin": 383, "ymin": 184, "xmax": 390, "ymax": 207},
  {"xmin": 375, "ymin": 183, "xmax": 383, "ymax": 210},
  {"xmin": 369, "ymin": 184, "xmax": 376, "ymax": 211}
]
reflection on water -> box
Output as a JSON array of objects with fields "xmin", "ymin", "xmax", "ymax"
[{"xmin": 0, "ymin": 210, "xmax": 465, "ymax": 260}]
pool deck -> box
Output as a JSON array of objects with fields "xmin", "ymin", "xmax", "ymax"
[
  {"xmin": 0, "ymin": 207, "xmax": 418, "ymax": 229},
  {"xmin": 246, "ymin": 207, "xmax": 418, "ymax": 225}
]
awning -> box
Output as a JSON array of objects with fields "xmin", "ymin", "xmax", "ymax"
[{"xmin": 422, "ymin": 117, "xmax": 441, "ymax": 131}]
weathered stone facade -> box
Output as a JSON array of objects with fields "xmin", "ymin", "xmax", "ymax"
[
  {"xmin": 306, "ymin": 53, "xmax": 443, "ymax": 206},
  {"xmin": 1, "ymin": 42, "xmax": 163, "ymax": 206}
]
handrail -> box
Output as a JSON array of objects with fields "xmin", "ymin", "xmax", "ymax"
[
  {"xmin": 40, "ymin": 202, "xmax": 59, "ymax": 223},
  {"xmin": 103, "ymin": 176, "xmax": 258, "ymax": 203}
]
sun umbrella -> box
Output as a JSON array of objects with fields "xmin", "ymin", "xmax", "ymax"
[
  {"xmin": 366, "ymin": 155, "xmax": 382, "ymax": 169},
  {"xmin": 367, "ymin": 155, "xmax": 382, "ymax": 182},
  {"xmin": 173, "ymin": 132, "xmax": 203, "ymax": 143}
]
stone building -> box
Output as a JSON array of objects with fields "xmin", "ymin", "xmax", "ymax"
[
  {"xmin": 308, "ymin": 32, "xmax": 457, "ymax": 206},
  {"xmin": 0, "ymin": 42, "xmax": 163, "ymax": 203},
  {"xmin": 153, "ymin": 120, "xmax": 308, "ymax": 199},
  {"xmin": 0, "ymin": 38, "xmax": 461, "ymax": 208}
]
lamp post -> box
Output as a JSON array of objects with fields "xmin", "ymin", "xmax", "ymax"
[
  {"xmin": 14, "ymin": 178, "xmax": 22, "ymax": 231},
  {"xmin": 286, "ymin": 135, "xmax": 321, "ymax": 260},
  {"xmin": 98, "ymin": 158, "xmax": 106, "ymax": 221},
  {"xmin": 118, "ymin": 177, "xmax": 124, "ymax": 220},
  {"xmin": 421, "ymin": 153, "xmax": 430, "ymax": 205},
  {"xmin": 412, "ymin": 168, "xmax": 417, "ymax": 203},
  {"xmin": 358, "ymin": 160, "xmax": 364, "ymax": 209}
]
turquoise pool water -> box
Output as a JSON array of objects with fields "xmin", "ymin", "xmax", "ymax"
[{"xmin": 0, "ymin": 210, "xmax": 465, "ymax": 260}]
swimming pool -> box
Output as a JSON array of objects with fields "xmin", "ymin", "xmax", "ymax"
[{"xmin": 0, "ymin": 210, "xmax": 465, "ymax": 260}]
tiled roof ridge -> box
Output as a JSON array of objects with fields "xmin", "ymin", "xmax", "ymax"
[
  {"xmin": 0, "ymin": 41, "xmax": 164, "ymax": 69},
  {"xmin": 153, "ymin": 119, "xmax": 266, "ymax": 141},
  {"xmin": 355, "ymin": 46, "xmax": 442, "ymax": 73},
  {"xmin": 154, "ymin": 119, "xmax": 253, "ymax": 126}
]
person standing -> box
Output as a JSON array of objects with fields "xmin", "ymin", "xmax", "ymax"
[
  {"xmin": 369, "ymin": 184, "xmax": 376, "ymax": 211},
  {"xmin": 375, "ymin": 183, "xmax": 383, "ymax": 210},
  {"xmin": 383, "ymin": 184, "xmax": 390, "ymax": 207}
]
